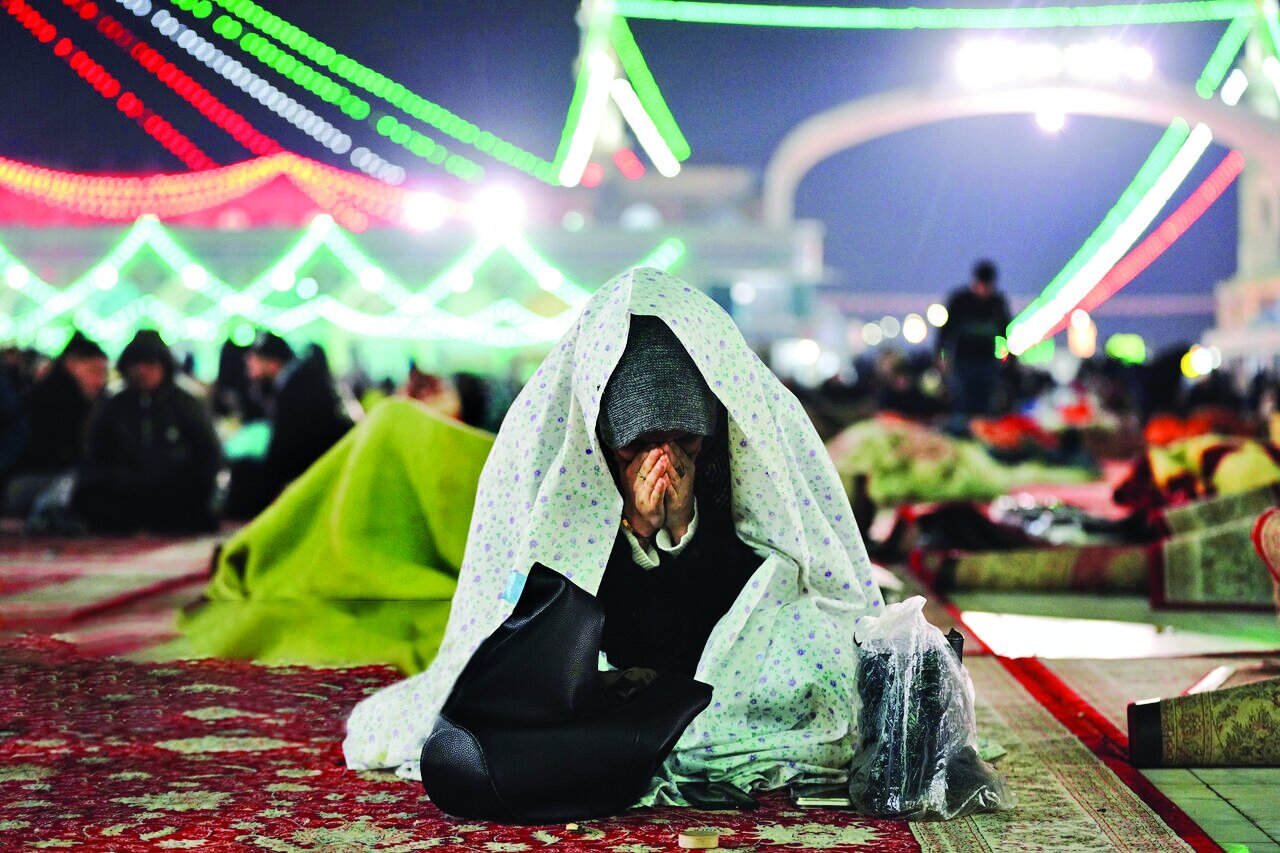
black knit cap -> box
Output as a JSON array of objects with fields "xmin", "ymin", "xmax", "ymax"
[
  {"xmin": 249, "ymin": 331, "xmax": 294, "ymax": 363},
  {"xmin": 598, "ymin": 315, "xmax": 718, "ymax": 450},
  {"xmin": 60, "ymin": 331, "xmax": 106, "ymax": 360},
  {"xmin": 118, "ymin": 329, "xmax": 174, "ymax": 375},
  {"xmin": 972, "ymin": 259, "xmax": 998, "ymax": 284}
]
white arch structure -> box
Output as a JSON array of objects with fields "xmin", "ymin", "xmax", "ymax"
[{"xmin": 763, "ymin": 80, "xmax": 1280, "ymax": 225}]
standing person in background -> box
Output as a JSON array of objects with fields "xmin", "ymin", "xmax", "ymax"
[
  {"xmin": 4, "ymin": 332, "xmax": 108, "ymax": 528},
  {"xmin": 938, "ymin": 259, "xmax": 1011, "ymax": 434},
  {"xmin": 225, "ymin": 332, "xmax": 354, "ymax": 518},
  {"xmin": 74, "ymin": 330, "xmax": 220, "ymax": 533}
]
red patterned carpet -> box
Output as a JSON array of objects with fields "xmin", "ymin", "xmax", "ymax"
[
  {"xmin": 0, "ymin": 636, "xmax": 916, "ymax": 852},
  {"xmin": 0, "ymin": 535, "xmax": 1225, "ymax": 851}
]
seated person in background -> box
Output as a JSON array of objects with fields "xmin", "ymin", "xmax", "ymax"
[
  {"xmin": 4, "ymin": 332, "xmax": 107, "ymax": 527},
  {"xmin": 72, "ymin": 330, "xmax": 220, "ymax": 533},
  {"xmin": 225, "ymin": 332, "xmax": 353, "ymax": 519},
  {"xmin": 402, "ymin": 364, "xmax": 462, "ymax": 420}
]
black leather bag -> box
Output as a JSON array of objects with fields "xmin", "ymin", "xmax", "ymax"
[{"xmin": 420, "ymin": 564, "xmax": 713, "ymax": 824}]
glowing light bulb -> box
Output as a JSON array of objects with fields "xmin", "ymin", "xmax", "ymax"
[
  {"xmin": 903, "ymin": 313, "xmax": 928, "ymax": 344},
  {"xmin": 94, "ymin": 267, "xmax": 119, "ymax": 289},
  {"xmin": 5, "ymin": 265, "xmax": 30, "ymax": 290},
  {"xmin": 880, "ymin": 316, "xmax": 901, "ymax": 338},
  {"xmin": 1221, "ymin": 68, "xmax": 1249, "ymax": 106},
  {"xmin": 401, "ymin": 191, "xmax": 449, "ymax": 231},
  {"xmin": 731, "ymin": 282, "xmax": 757, "ymax": 305},
  {"xmin": 537, "ymin": 268, "xmax": 564, "ymax": 291},
  {"xmin": 471, "ymin": 185, "xmax": 526, "ymax": 236},
  {"xmin": 795, "ymin": 338, "xmax": 821, "ymax": 365},
  {"xmin": 181, "ymin": 264, "xmax": 208, "ymax": 289},
  {"xmin": 862, "ymin": 322, "xmax": 884, "ymax": 346},
  {"xmin": 296, "ymin": 277, "xmax": 318, "ymax": 299},
  {"xmin": 1071, "ymin": 308, "xmax": 1091, "ymax": 330},
  {"xmin": 271, "ymin": 272, "xmax": 294, "ymax": 292},
  {"xmin": 927, "ymin": 303, "xmax": 949, "ymax": 327},
  {"xmin": 1036, "ymin": 107, "xmax": 1066, "ymax": 133},
  {"xmin": 359, "ymin": 267, "xmax": 385, "ymax": 292}
]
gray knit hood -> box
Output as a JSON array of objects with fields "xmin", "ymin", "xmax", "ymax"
[{"xmin": 597, "ymin": 315, "xmax": 718, "ymax": 450}]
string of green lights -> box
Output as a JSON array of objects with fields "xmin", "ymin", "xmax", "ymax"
[
  {"xmin": 1010, "ymin": 121, "xmax": 1191, "ymax": 330},
  {"xmin": 0, "ymin": 216, "xmax": 686, "ymax": 349},
  {"xmin": 195, "ymin": 0, "xmax": 560, "ymax": 184},
  {"xmin": 1008, "ymin": 13, "xmax": 1258, "ymax": 349},
  {"xmin": 1196, "ymin": 16, "xmax": 1253, "ymax": 97},
  {"xmin": 609, "ymin": 17, "xmax": 690, "ymax": 161},
  {"xmin": 613, "ymin": 0, "xmax": 1259, "ymax": 29}
]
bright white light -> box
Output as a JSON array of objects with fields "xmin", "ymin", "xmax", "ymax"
[
  {"xmin": 927, "ymin": 303, "xmax": 949, "ymax": 327},
  {"xmin": 448, "ymin": 271, "xmax": 474, "ymax": 293},
  {"xmin": 1071, "ymin": 308, "xmax": 1091, "ymax": 330},
  {"xmin": 795, "ymin": 338, "xmax": 821, "ymax": 365},
  {"xmin": 1221, "ymin": 68, "xmax": 1249, "ymax": 106},
  {"xmin": 471, "ymin": 185, "xmax": 526, "ymax": 236},
  {"xmin": 1036, "ymin": 107, "xmax": 1066, "ymax": 133},
  {"xmin": 1189, "ymin": 346, "xmax": 1214, "ymax": 376},
  {"xmin": 5, "ymin": 265, "xmax": 30, "ymax": 290},
  {"xmin": 181, "ymin": 265, "xmax": 208, "ymax": 290},
  {"xmin": 610, "ymin": 77, "xmax": 681, "ymax": 178},
  {"xmin": 562, "ymin": 210, "xmax": 586, "ymax": 232},
  {"xmin": 1208, "ymin": 345, "xmax": 1223, "ymax": 370},
  {"xmin": 731, "ymin": 282, "xmax": 757, "ymax": 305},
  {"xmin": 957, "ymin": 38, "xmax": 1155, "ymax": 88},
  {"xmin": 296, "ymin": 277, "xmax": 318, "ymax": 299},
  {"xmin": 271, "ymin": 272, "xmax": 294, "ymax": 292},
  {"xmin": 557, "ymin": 50, "xmax": 616, "ymax": 187},
  {"xmin": 1009, "ymin": 122, "xmax": 1214, "ymax": 355},
  {"xmin": 94, "ymin": 267, "xmax": 118, "ymax": 289},
  {"xmin": 401, "ymin": 191, "xmax": 450, "ymax": 231},
  {"xmin": 903, "ymin": 313, "xmax": 928, "ymax": 344},
  {"xmin": 359, "ymin": 267, "xmax": 386, "ymax": 293},
  {"xmin": 1264, "ymin": 57, "xmax": 1280, "ymax": 100},
  {"xmin": 1126, "ymin": 46, "xmax": 1154, "ymax": 81},
  {"xmin": 862, "ymin": 322, "xmax": 884, "ymax": 346},
  {"xmin": 880, "ymin": 316, "xmax": 901, "ymax": 339},
  {"xmin": 537, "ymin": 268, "xmax": 564, "ymax": 291}
]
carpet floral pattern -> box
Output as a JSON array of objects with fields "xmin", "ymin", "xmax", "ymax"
[{"xmin": 0, "ymin": 636, "xmax": 917, "ymax": 852}]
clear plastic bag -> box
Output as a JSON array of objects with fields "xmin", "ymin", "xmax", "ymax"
[{"xmin": 849, "ymin": 596, "xmax": 1014, "ymax": 820}]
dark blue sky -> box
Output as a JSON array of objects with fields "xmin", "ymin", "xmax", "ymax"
[{"xmin": 0, "ymin": 0, "xmax": 1239, "ymax": 350}]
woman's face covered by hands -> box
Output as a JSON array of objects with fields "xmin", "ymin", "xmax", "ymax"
[{"xmin": 613, "ymin": 431, "xmax": 703, "ymax": 541}]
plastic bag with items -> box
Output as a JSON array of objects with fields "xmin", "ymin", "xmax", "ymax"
[{"xmin": 849, "ymin": 596, "xmax": 1014, "ymax": 820}]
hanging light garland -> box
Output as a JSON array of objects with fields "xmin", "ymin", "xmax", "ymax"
[
  {"xmin": 1042, "ymin": 150, "xmax": 1244, "ymax": 338},
  {"xmin": 192, "ymin": 0, "xmax": 558, "ymax": 183},
  {"xmin": 2, "ymin": 0, "xmax": 215, "ymax": 169},
  {"xmin": 613, "ymin": 1, "xmax": 1257, "ymax": 29},
  {"xmin": 0, "ymin": 214, "xmax": 687, "ymax": 349},
  {"xmin": 0, "ymin": 153, "xmax": 467, "ymax": 230},
  {"xmin": 56, "ymin": 0, "xmax": 282, "ymax": 156}
]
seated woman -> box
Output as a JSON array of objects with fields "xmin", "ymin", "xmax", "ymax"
[{"xmin": 345, "ymin": 267, "xmax": 883, "ymax": 801}]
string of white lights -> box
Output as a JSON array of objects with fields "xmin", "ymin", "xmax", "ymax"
[{"xmin": 112, "ymin": 0, "xmax": 407, "ymax": 185}]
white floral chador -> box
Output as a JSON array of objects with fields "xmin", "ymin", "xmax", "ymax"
[{"xmin": 344, "ymin": 267, "xmax": 884, "ymax": 799}]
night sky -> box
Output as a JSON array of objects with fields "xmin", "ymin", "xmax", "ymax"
[{"xmin": 0, "ymin": 0, "xmax": 1242, "ymax": 351}]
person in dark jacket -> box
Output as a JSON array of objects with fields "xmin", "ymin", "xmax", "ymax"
[
  {"xmin": 938, "ymin": 259, "xmax": 1012, "ymax": 431},
  {"xmin": 4, "ymin": 332, "xmax": 108, "ymax": 522},
  {"xmin": 72, "ymin": 330, "xmax": 220, "ymax": 533},
  {"xmin": 225, "ymin": 332, "xmax": 353, "ymax": 518}
]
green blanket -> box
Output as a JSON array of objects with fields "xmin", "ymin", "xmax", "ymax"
[{"xmin": 181, "ymin": 398, "xmax": 494, "ymax": 673}]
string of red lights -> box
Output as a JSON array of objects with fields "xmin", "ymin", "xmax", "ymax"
[
  {"xmin": 1046, "ymin": 149, "xmax": 1245, "ymax": 339},
  {"xmin": 2, "ymin": 0, "xmax": 216, "ymax": 169},
  {"xmin": 0, "ymin": 152, "xmax": 422, "ymax": 230},
  {"xmin": 55, "ymin": 0, "xmax": 281, "ymax": 157}
]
